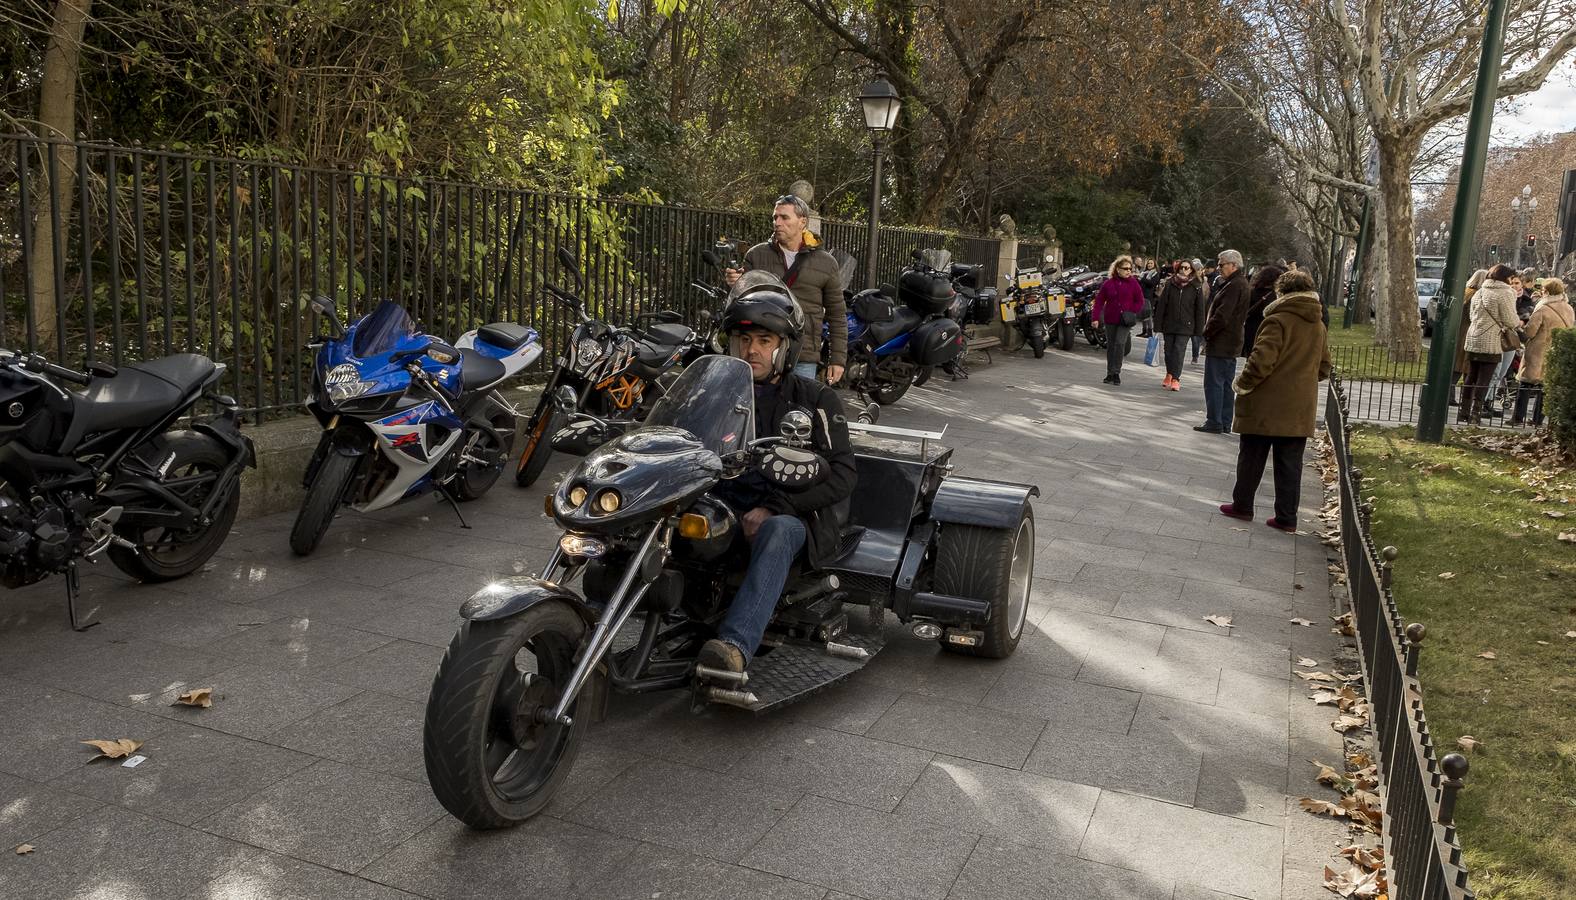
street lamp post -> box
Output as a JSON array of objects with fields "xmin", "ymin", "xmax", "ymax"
[
  {"xmin": 857, "ymin": 75, "xmax": 902, "ymax": 290},
  {"xmin": 1511, "ymin": 185, "xmax": 1537, "ymax": 268}
]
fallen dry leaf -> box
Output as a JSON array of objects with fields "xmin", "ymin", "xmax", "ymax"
[
  {"xmin": 1457, "ymin": 735, "xmax": 1483, "ymax": 752},
  {"xmin": 1203, "ymin": 614, "xmax": 1234, "ymax": 629},
  {"xmin": 1477, "ymin": 651, "xmax": 1497, "ymax": 660},
  {"xmin": 1311, "ymin": 689, "xmax": 1341, "ymax": 705},
  {"xmin": 15, "ymin": 844, "xmax": 33, "ymax": 855},
  {"xmin": 173, "ymin": 688, "xmax": 213, "ymax": 708},
  {"xmin": 1438, "ymin": 571, "xmax": 1456, "ymax": 580},
  {"xmin": 81, "ymin": 738, "xmax": 143, "ymax": 761},
  {"xmin": 1546, "ymin": 511, "xmax": 1568, "ymax": 519},
  {"xmin": 1298, "ymin": 657, "xmax": 1319, "ymax": 667},
  {"xmin": 1559, "ymin": 532, "xmax": 1576, "ymax": 544},
  {"xmin": 1565, "ymin": 631, "xmax": 1576, "ymax": 639},
  {"xmin": 1339, "ymin": 844, "xmax": 1385, "ymax": 871},
  {"xmin": 1333, "ymin": 713, "xmax": 1369, "ymax": 733},
  {"xmin": 1298, "ymin": 670, "xmax": 1339, "ymax": 683},
  {"xmin": 1290, "ymin": 617, "xmax": 1314, "ymax": 626},
  {"xmin": 1347, "ymin": 751, "xmax": 1374, "ymax": 769},
  {"xmin": 1300, "ymin": 797, "xmax": 1345, "ymax": 817}
]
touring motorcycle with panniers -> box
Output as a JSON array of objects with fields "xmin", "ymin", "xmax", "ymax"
[
  {"xmin": 830, "ymin": 249, "xmax": 968, "ymax": 405},
  {"xmin": 421, "ymin": 351, "xmax": 1038, "ymax": 828}
]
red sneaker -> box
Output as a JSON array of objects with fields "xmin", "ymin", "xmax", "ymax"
[
  {"xmin": 1219, "ymin": 504, "xmax": 1253, "ymax": 521},
  {"xmin": 1265, "ymin": 517, "xmax": 1297, "ymax": 533}
]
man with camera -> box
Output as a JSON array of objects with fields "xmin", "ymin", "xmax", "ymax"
[{"xmin": 725, "ymin": 195, "xmax": 848, "ymax": 385}]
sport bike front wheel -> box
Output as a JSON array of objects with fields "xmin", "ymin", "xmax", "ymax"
[
  {"xmin": 456, "ymin": 412, "xmax": 516, "ymax": 501},
  {"xmin": 109, "ymin": 431, "xmax": 240, "ymax": 582},
  {"xmin": 289, "ymin": 450, "xmax": 358, "ymax": 556},
  {"xmin": 424, "ymin": 604, "xmax": 587, "ymax": 828}
]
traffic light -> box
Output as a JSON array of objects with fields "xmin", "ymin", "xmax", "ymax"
[{"xmin": 1527, "ymin": 234, "xmax": 1537, "ymax": 246}]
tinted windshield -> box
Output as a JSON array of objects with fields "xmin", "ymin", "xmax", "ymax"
[
  {"xmin": 644, "ymin": 355, "xmax": 754, "ymax": 454},
  {"xmin": 352, "ymin": 300, "xmax": 418, "ymax": 358},
  {"xmin": 920, "ymin": 248, "xmax": 952, "ymax": 270}
]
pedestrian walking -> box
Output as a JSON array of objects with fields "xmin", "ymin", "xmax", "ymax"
[
  {"xmin": 1450, "ymin": 269, "xmax": 1488, "ymax": 406},
  {"xmin": 1092, "ymin": 255, "xmax": 1145, "ymax": 385},
  {"xmin": 1511, "ymin": 277, "xmax": 1572, "ymax": 427},
  {"xmin": 1218, "ymin": 269, "xmax": 1332, "ymax": 532},
  {"xmin": 1138, "ymin": 257, "xmax": 1161, "ymax": 338},
  {"xmin": 1460, "ymin": 264, "xmax": 1521, "ymax": 425},
  {"xmin": 1482, "ymin": 269, "xmax": 1526, "ymax": 415},
  {"xmin": 1153, "ymin": 259, "xmax": 1207, "ymax": 390},
  {"xmin": 1195, "ymin": 249, "xmax": 1250, "ymax": 433},
  {"xmin": 1242, "ymin": 264, "xmax": 1286, "ymax": 358},
  {"xmin": 1191, "ymin": 258, "xmax": 1209, "ymax": 363}
]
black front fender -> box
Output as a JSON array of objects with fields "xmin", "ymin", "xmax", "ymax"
[
  {"xmin": 459, "ymin": 576, "xmax": 598, "ymax": 624},
  {"xmin": 930, "ymin": 477, "xmax": 1040, "ymax": 529}
]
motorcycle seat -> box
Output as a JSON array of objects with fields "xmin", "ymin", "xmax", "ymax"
[
  {"xmin": 459, "ymin": 347, "xmax": 507, "ymax": 390},
  {"xmin": 644, "ymin": 322, "xmax": 695, "ymax": 347},
  {"xmin": 477, "ymin": 321, "xmax": 534, "ymax": 351},
  {"xmin": 865, "ymin": 307, "xmax": 924, "ymax": 348},
  {"xmin": 631, "ymin": 340, "xmax": 681, "ymax": 379},
  {"xmin": 63, "ymin": 353, "xmax": 217, "ymax": 447}
]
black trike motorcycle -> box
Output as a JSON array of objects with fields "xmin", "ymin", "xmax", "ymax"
[{"xmin": 423, "ymin": 354, "xmax": 1037, "ymax": 828}]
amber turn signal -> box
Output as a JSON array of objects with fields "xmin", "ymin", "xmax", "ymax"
[{"xmin": 678, "ymin": 513, "xmax": 710, "ymax": 539}]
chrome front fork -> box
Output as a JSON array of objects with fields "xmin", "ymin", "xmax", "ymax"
[{"xmin": 541, "ymin": 521, "xmax": 667, "ymax": 726}]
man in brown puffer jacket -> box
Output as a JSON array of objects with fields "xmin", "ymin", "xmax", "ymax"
[
  {"xmin": 726, "ymin": 195, "xmax": 848, "ymax": 384},
  {"xmin": 1218, "ymin": 269, "xmax": 1332, "ymax": 532}
]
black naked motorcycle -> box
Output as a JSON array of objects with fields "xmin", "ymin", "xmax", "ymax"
[
  {"xmin": 0, "ymin": 349, "xmax": 253, "ymax": 629},
  {"xmin": 423, "ymin": 354, "xmax": 1037, "ymax": 828},
  {"xmin": 515, "ymin": 248, "xmax": 712, "ymax": 488}
]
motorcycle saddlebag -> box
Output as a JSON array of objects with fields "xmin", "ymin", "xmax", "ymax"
[
  {"xmin": 908, "ymin": 317, "xmax": 966, "ymax": 366},
  {"xmin": 852, "ymin": 290, "xmax": 895, "ymax": 323},
  {"xmin": 898, "ymin": 269, "xmax": 955, "ymax": 316},
  {"xmin": 969, "ymin": 289, "xmax": 998, "ymax": 325}
]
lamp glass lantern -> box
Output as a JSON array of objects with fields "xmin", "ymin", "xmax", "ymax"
[{"xmin": 858, "ymin": 77, "xmax": 902, "ymax": 132}]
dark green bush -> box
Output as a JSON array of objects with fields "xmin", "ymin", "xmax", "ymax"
[{"xmin": 1546, "ymin": 328, "xmax": 1576, "ymax": 452}]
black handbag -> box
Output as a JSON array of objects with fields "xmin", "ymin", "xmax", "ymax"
[{"xmin": 1120, "ymin": 310, "xmax": 1139, "ymax": 327}]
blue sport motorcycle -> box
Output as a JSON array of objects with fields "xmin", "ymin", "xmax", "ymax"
[
  {"xmin": 292, "ymin": 297, "xmax": 542, "ymax": 555},
  {"xmin": 826, "ymin": 249, "xmax": 967, "ymax": 405}
]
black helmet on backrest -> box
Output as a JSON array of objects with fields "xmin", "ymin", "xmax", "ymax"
[{"xmin": 721, "ymin": 271, "xmax": 806, "ymax": 377}]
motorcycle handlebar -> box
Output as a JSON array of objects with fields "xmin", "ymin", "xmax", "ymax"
[{"xmin": 19, "ymin": 354, "xmax": 91, "ymax": 386}]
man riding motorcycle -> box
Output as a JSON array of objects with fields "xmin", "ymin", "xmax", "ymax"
[{"xmin": 697, "ymin": 272, "xmax": 858, "ymax": 673}]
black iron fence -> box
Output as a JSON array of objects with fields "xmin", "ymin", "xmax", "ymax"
[
  {"xmin": 1330, "ymin": 345, "xmax": 1533, "ymax": 429},
  {"xmin": 0, "ymin": 133, "xmax": 1002, "ymax": 419},
  {"xmin": 1326, "ymin": 376, "xmax": 1475, "ymax": 900}
]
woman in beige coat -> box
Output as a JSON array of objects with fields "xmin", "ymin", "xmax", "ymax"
[
  {"xmin": 1511, "ymin": 278, "xmax": 1573, "ymax": 426},
  {"xmin": 1460, "ymin": 264, "xmax": 1521, "ymax": 425}
]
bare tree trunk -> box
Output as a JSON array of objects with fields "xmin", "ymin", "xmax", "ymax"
[
  {"xmin": 1377, "ymin": 137, "xmax": 1423, "ymax": 361},
  {"xmin": 27, "ymin": 0, "xmax": 93, "ymax": 352}
]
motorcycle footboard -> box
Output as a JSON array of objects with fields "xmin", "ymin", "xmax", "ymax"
[{"xmin": 699, "ymin": 631, "xmax": 886, "ymax": 714}]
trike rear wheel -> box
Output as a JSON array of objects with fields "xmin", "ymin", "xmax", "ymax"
[{"xmin": 933, "ymin": 509, "xmax": 1034, "ymax": 659}]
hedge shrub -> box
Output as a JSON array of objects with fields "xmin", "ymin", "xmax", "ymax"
[{"xmin": 1546, "ymin": 328, "xmax": 1576, "ymax": 453}]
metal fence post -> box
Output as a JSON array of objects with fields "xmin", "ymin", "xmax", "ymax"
[
  {"xmin": 1439, "ymin": 753, "xmax": 1470, "ymax": 826},
  {"xmin": 1380, "ymin": 546, "xmax": 1398, "ymax": 591},
  {"xmin": 1405, "ymin": 622, "xmax": 1426, "ymax": 677}
]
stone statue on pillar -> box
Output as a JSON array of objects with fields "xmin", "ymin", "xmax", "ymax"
[{"xmin": 788, "ymin": 179, "xmax": 822, "ymax": 235}]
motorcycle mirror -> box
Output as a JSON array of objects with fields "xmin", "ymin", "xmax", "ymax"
[
  {"xmin": 307, "ymin": 294, "xmax": 345, "ymax": 338},
  {"xmin": 910, "ymin": 249, "xmax": 924, "ymax": 262},
  {"xmin": 778, "ymin": 410, "xmax": 813, "ymax": 447},
  {"xmin": 550, "ymin": 418, "xmax": 609, "ymax": 456},
  {"xmin": 556, "ymin": 247, "xmax": 585, "ymax": 289},
  {"xmin": 758, "ymin": 444, "xmax": 825, "ymax": 491},
  {"xmin": 700, "ymin": 249, "xmax": 722, "ymax": 269}
]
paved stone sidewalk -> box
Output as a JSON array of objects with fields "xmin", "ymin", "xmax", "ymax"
[{"xmin": 0, "ymin": 346, "xmax": 1351, "ymax": 900}]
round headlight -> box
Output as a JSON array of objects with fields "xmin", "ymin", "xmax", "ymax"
[
  {"xmin": 595, "ymin": 490, "xmax": 621, "ymax": 514},
  {"xmin": 568, "ymin": 485, "xmax": 587, "ymax": 507}
]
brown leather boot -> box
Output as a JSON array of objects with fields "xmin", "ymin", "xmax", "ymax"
[{"xmin": 699, "ymin": 639, "xmax": 746, "ymax": 673}]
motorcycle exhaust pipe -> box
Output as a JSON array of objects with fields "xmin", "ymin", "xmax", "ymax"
[
  {"xmin": 694, "ymin": 665, "xmax": 749, "ymax": 687},
  {"xmin": 783, "ymin": 574, "xmax": 839, "ymax": 606}
]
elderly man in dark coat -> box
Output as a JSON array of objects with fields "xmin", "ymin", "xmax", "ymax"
[
  {"xmin": 1218, "ymin": 269, "xmax": 1332, "ymax": 532},
  {"xmin": 1195, "ymin": 249, "xmax": 1251, "ymax": 434}
]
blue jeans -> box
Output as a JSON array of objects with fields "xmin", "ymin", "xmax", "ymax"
[
  {"xmin": 717, "ymin": 515, "xmax": 806, "ymax": 657},
  {"xmin": 1203, "ymin": 356, "xmax": 1238, "ymax": 431},
  {"xmin": 793, "ymin": 361, "xmax": 819, "ymax": 380},
  {"xmin": 1485, "ymin": 349, "xmax": 1516, "ymax": 402},
  {"xmin": 1190, "ymin": 335, "xmax": 1202, "ymax": 361}
]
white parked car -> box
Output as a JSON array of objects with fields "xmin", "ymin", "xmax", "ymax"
[{"xmin": 1418, "ymin": 278, "xmax": 1441, "ymax": 336}]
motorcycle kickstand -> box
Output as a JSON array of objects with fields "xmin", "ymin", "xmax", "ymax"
[
  {"xmin": 64, "ymin": 561, "xmax": 99, "ymax": 632},
  {"xmin": 436, "ymin": 484, "xmax": 472, "ymax": 530}
]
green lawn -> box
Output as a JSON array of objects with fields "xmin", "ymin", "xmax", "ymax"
[
  {"xmin": 1349, "ymin": 427, "xmax": 1576, "ymax": 899},
  {"xmin": 1327, "ymin": 323, "xmax": 1429, "ymax": 383}
]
